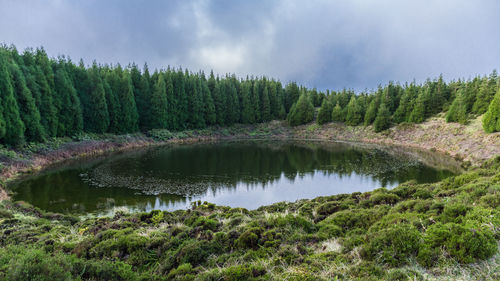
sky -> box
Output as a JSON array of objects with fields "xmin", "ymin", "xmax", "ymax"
[{"xmin": 0, "ymin": 0, "xmax": 499, "ymax": 91}]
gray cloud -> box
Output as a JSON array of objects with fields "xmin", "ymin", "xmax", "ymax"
[{"xmin": 0, "ymin": 0, "xmax": 499, "ymax": 91}]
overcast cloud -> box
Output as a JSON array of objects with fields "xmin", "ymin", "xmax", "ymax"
[{"xmin": 0, "ymin": 0, "xmax": 499, "ymax": 91}]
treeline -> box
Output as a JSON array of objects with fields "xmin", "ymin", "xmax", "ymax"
[
  {"xmin": 0, "ymin": 45, "xmax": 317, "ymax": 147},
  {"xmin": 306, "ymin": 71, "xmax": 500, "ymax": 132},
  {"xmin": 0, "ymin": 44, "xmax": 499, "ymax": 147}
]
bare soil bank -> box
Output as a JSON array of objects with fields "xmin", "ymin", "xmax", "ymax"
[{"xmin": 1, "ymin": 115, "xmax": 498, "ymax": 200}]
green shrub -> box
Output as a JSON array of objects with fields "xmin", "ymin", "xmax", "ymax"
[
  {"xmin": 368, "ymin": 191, "xmax": 400, "ymax": 206},
  {"xmin": 363, "ymin": 223, "xmax": 422, "ymax": 266},
  {"xmin": 147, "ymin": 128, "xmax": 174, "ymax": 141},
  {"xmin": 272, "ymin": 214, "xmax": 316, "ymax": 233},
  {"xmin": 191, "ymin": 216, "xmax": 219, "ymax": 231},
  {"xmin": 420, "ymin": 222, "xmax": 497, "ymax": 264},
  {"xmin": 440, "ymin": 203, "xmax": 470, "ymax": 223},
  {"xmin": 236, "ymin": 227, "xmax": 262, "ymax": 249}
]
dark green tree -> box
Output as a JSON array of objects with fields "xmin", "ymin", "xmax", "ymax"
[
  {"xmin": 364, "ymin": 98, "xmax": 379, "ymax": 126},
  {"xmin": 201, "ymin": 79, "xmax": 216, "ymax": 126},
  {"xmin": 317, "ymin": 97, "xmax": 333, "ymax": 125},
  {"xmin": 373, "ymin": 103, "xmax": 391, "ymax": 132},
  {"xmin": 150, "ymin": 73, "xmax": 168, "ymax": 129},
  {"xmin": 9, "ymin": 63, "xmax": 45, "ymax": 142},
  {"xmin": 287, "ymin": 92, "xmax": 314, "ymax": 126},
  {"xmin": 240, "ymin": 81, "xmax": 255, "ymax": 124},
  {"xmin": 0, "ymin": 55, "xmax": 24, "ymax": 145},
  {"xmin": 331, "ymin": 102, "xmax": 344, "ymax": 122},
  {"xmin": 482, "ymin": 88, "xmax": 500, "ymax": 133},
  {"xmin": 86, "ymin": 64, "xmax": 110, "ymax": 133},
  {"xmin": 53, "ymin": 66, "xmax": 83, "ymax": 136},
  {"xmin": 446, "ymin": 88, "xmax": 468, "ymax": 125},
  {"xmin": 345, "ymin": 96, "xmax": 363, "ymax": 126}
]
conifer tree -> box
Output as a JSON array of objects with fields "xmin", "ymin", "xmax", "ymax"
[
  {"xmin": 364, "ymin": 98, "xmax": 379, "ymax": 126},
  {"xmin": 284, "ymin": 82, "xmax": 300, "ymax": 113},
  {"xmin": 317, "ymin": 97, "xmax": 333, "ymax": 125},
  {"xmin": 446, "ymin": 88, "xmax": 468, "ymax": 125},
  {"xmin": 118, "ymin": 70, "xmax": 139, "ymax": 132},
  {"xmin": 252, "ymin": 80, "xmax": 262, "ymax": 122},
  {"xmin": 9, "ymin": 63, "xmax": 45, "ymax": 142},
  {"xmin": 86, "ymin": 64, "xmax": 109, "ymax": 133},
  {"xmin": 213, "ymin": 81, "xmax": 226, "ymax": 125},
  {"xmin": 331, "ymin": 102, "xmax": 344, "ymax": 122},
  {"xmin": 275, "ymin": 81, "xmax": 286, "ymax": 119},
  {"xmin": 34, "ymin": 49, "xmax": 58, "ymax": 137},
  {"xmin": 287, "ymin": 92, "xmax": 314, "ymax": 126},
  {"xmin": 53, "ymin": 67, "xmax": 83, "ymax": 136},
  {"xmin": 150, "ymin": 73, "xmax": 168, "ymax": 129},
  {"xmin": 408, "ymin": 89, "xmax": 429, "ymax": 123},
  {"xmin": 228, "ymin": 80, "xmax": 240, "ymax": 124},
  {"xmin": 345, "ymin": 96, "xmax": 363, "ymax": 126},
  {"xmin": 393, "ymin": 90, "xmax": 411, "ymax": 123},
  {"xmin": 202, "ymin": 79, "xmax": 216, "ymax": 125},
  {"xmin": 188, "ymin": 76, "xmax": 205, "ymax": 128},
  {"xmin": 373, "ymin": 103, "xmax": 391, "ymax": 132},
  {"xmin": 482, "ymin": 88, "xmax": 500, "ymax": 133},
  {"xmin": 240, "ymin": 81, "xmax": 255, "ymax": 124},
  {"xmin": 261, "ymin": 85, "xmax": 271, "ymax": 122},
  {"xmin": 473, "ymin": 73, "xmax": 497, "ymax": 115},
  {"xmin": 0, "ymin": 55, "xmax": 24, "ymax": 145},
  {"xmin": 164, "ymin": 72, "xmax": 175, "ymax": 129}
]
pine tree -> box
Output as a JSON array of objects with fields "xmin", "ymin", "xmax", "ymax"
[
  {"xmin": 72, "ymin": 60, "xmax": 91, "ymax": 132},
  {"xmin": 373, "ymin": 103, "xmax": 391, "ymax": 132},
  {"xmin": 228, "ymin": 80, "xmax": 240, "ymax": 124},
  {"xmin": 150, "ymin": 73, "xmax": 168, "ymax": 129},
  {"xmin": 34, "ymin": 49, "xmax": 58, "ymax": 137},
  {"xmin": 331, "ymin": 102, "xmax": 344, "ymax": 122},
  {"xmin": 276, "ymin": 81, "xmax": 286, "ymax": 119},
  {"xmin": 317, "ymin": 97, "xmax": 333, "ymax": 125},
  {"xmin": 9, "ymin": 63, "xmax": 45, "ymax": 142},
  {"xmin": 53, "ymin": 66, "xmax": 83, "ymax": 136},
  {"xmin": 287, "ymin": 92, "xmax": 314, "ymax": 126},
  {"xmin": 284, "ymin": 82, "xmax": 300, "ymax": 113},
  {"xmin": 482, "ymin": 88, "xmax": 500, "ymax": 133},
  {"xmin": 446, "ymin": 88, "xmax": 468, "ymax": 125},
  {"xmin": 408, "ymin": 89, "xmax": 428, "ymax": 123},
  {"xmin": 393, "ymin": 90, "xmax": 411, "ymax": 123},
  {"xmin": 0, "ymin": 55, "xmax": 25, "ymax": 145},
  {"xmin": 213, "ymin": 81, "xmax": 226, "ymax": 125},
  {"xmin": 364, "ymin": 98, "xmax": 378, "ymax": 126},
  {"xmin": 130, "ymin": 63, "xmax": 150, "ymax": 131},
  {"xmin": 103, "ymin": 69, "xmax": 121, "ymax": 134},
  {"xmin": 240, "ymin": 81, "xmax": 255, "ymax": 124},
  {"xmin": 261, "ymin": 84, "xmax": 271, "ymax": 122},
  {"xmin": 118, "ymin": 70, "xmax": 139, "ymax": 132},
  {"xmin": 86, "ymin": 64, "xmax": 110, "ymax": 133},
  {"xmin": 202, "ymin": 79, "xmax": 216, "ymax": 125},
  {"xmin": 472, "ymin": 77, "xmax": 496, "ymax": 115},
  {"xmin": 164, "ymin": 72, "xmax": 175, "ymax": 129},
  {"xmin": 252, "ymin": 80, "xmax": 262, "ymax": 122},
  {"xmin": 188, "ymin": 76, "xmax": 205, "ymax": 128},
  {"xmin": 345, "ymin": 96, "xmax": 363, "ymax": 126}
]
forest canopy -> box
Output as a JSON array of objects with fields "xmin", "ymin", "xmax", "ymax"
[{"xmin": 0, "ymin": 45, "xmax": 498, "ymax": 147}]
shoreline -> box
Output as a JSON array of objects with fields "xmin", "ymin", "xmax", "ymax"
[{"xmin": 1, "ymin": 116, "xmax": 499, "ymax": 200}]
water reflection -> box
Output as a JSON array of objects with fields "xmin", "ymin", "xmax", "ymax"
[{"xmin": 11, "ymin": 141, "xmax": 460, "ymax": 215}]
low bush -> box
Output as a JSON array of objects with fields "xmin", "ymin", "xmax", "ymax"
[{"xmin": 363, "ymin": 223, "xmax": 422, "ymax": 266}]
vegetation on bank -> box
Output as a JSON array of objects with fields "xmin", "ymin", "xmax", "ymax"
[
  {"xmin": 0, "ymin": 156, "xmax": 498, "ymax": 280},
  {"xmin": 0, "ymin": 44, "xmax": 499, "ymax": 149}
]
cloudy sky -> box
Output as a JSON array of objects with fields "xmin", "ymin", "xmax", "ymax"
[{"xmin": 0, "ymin": 0, "xmax": 499, "ymax": 91}]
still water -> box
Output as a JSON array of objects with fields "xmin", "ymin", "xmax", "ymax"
[{"xmin": 10, "ymin": 141, "xmax": 460, "ymax": 215}]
